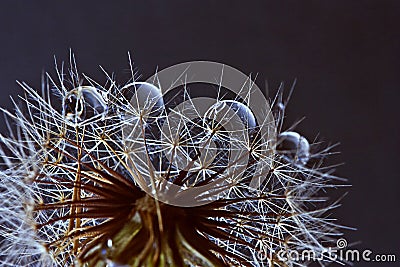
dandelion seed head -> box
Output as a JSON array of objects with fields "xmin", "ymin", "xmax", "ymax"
[{"xmin": 0, "ymin": 55, "xmax": 347, "ymax": 267}]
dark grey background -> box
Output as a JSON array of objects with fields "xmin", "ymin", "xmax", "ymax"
[{"xmin": 0, "ymin": 1, "xmax": 399, "ymax": 266}]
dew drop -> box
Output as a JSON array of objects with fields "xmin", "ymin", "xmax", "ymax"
[
  {"xmin": 206, "ymin": 100, "xmax": 256, "ymax": 129},
  {"xmin": 128, "ymin": 82, "xmax": 164, "ymax": 120},
  {"xmin": 107, "ymin": 239, "xmax": 113, "ymax": 248},
  {"xmin": 223, "ymin": 100, "xmax": 256, "ymax": 129},
  {"xmin": 64, "ymin": 86, "xmax": 108, "ymax": 123},
  {"xmin": 277, "ymin": 131, "xmax": 310, "ymax": 165}
]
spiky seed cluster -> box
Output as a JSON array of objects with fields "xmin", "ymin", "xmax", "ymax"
[{"xmin": 0, "ymin": 57, "xmax": 345, "ymax": 267}]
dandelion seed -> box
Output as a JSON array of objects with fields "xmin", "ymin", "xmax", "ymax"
[{"xmin": 0, "ymin": 55, "xmax": 348, "ymax": 267}]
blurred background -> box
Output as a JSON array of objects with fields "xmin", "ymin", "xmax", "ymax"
[{"xmin": 0, "ymin": 1, "xmax": 399, "ymax": 265}]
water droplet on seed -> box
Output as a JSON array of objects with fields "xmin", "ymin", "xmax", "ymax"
[
  {"xmin": 126, "ymin": 82, "xmax": 164, "ymax": 120},
  {"xmin": 64, "ymin": 86, "xmax": 108, "ymax": 123},
  {"xmin": 277, "ymin": 131, "xmax": 310, "ymax": 165},
  {"xmin": 205, "ymin": 100, "xmax": 257, "ymax": 131}
]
